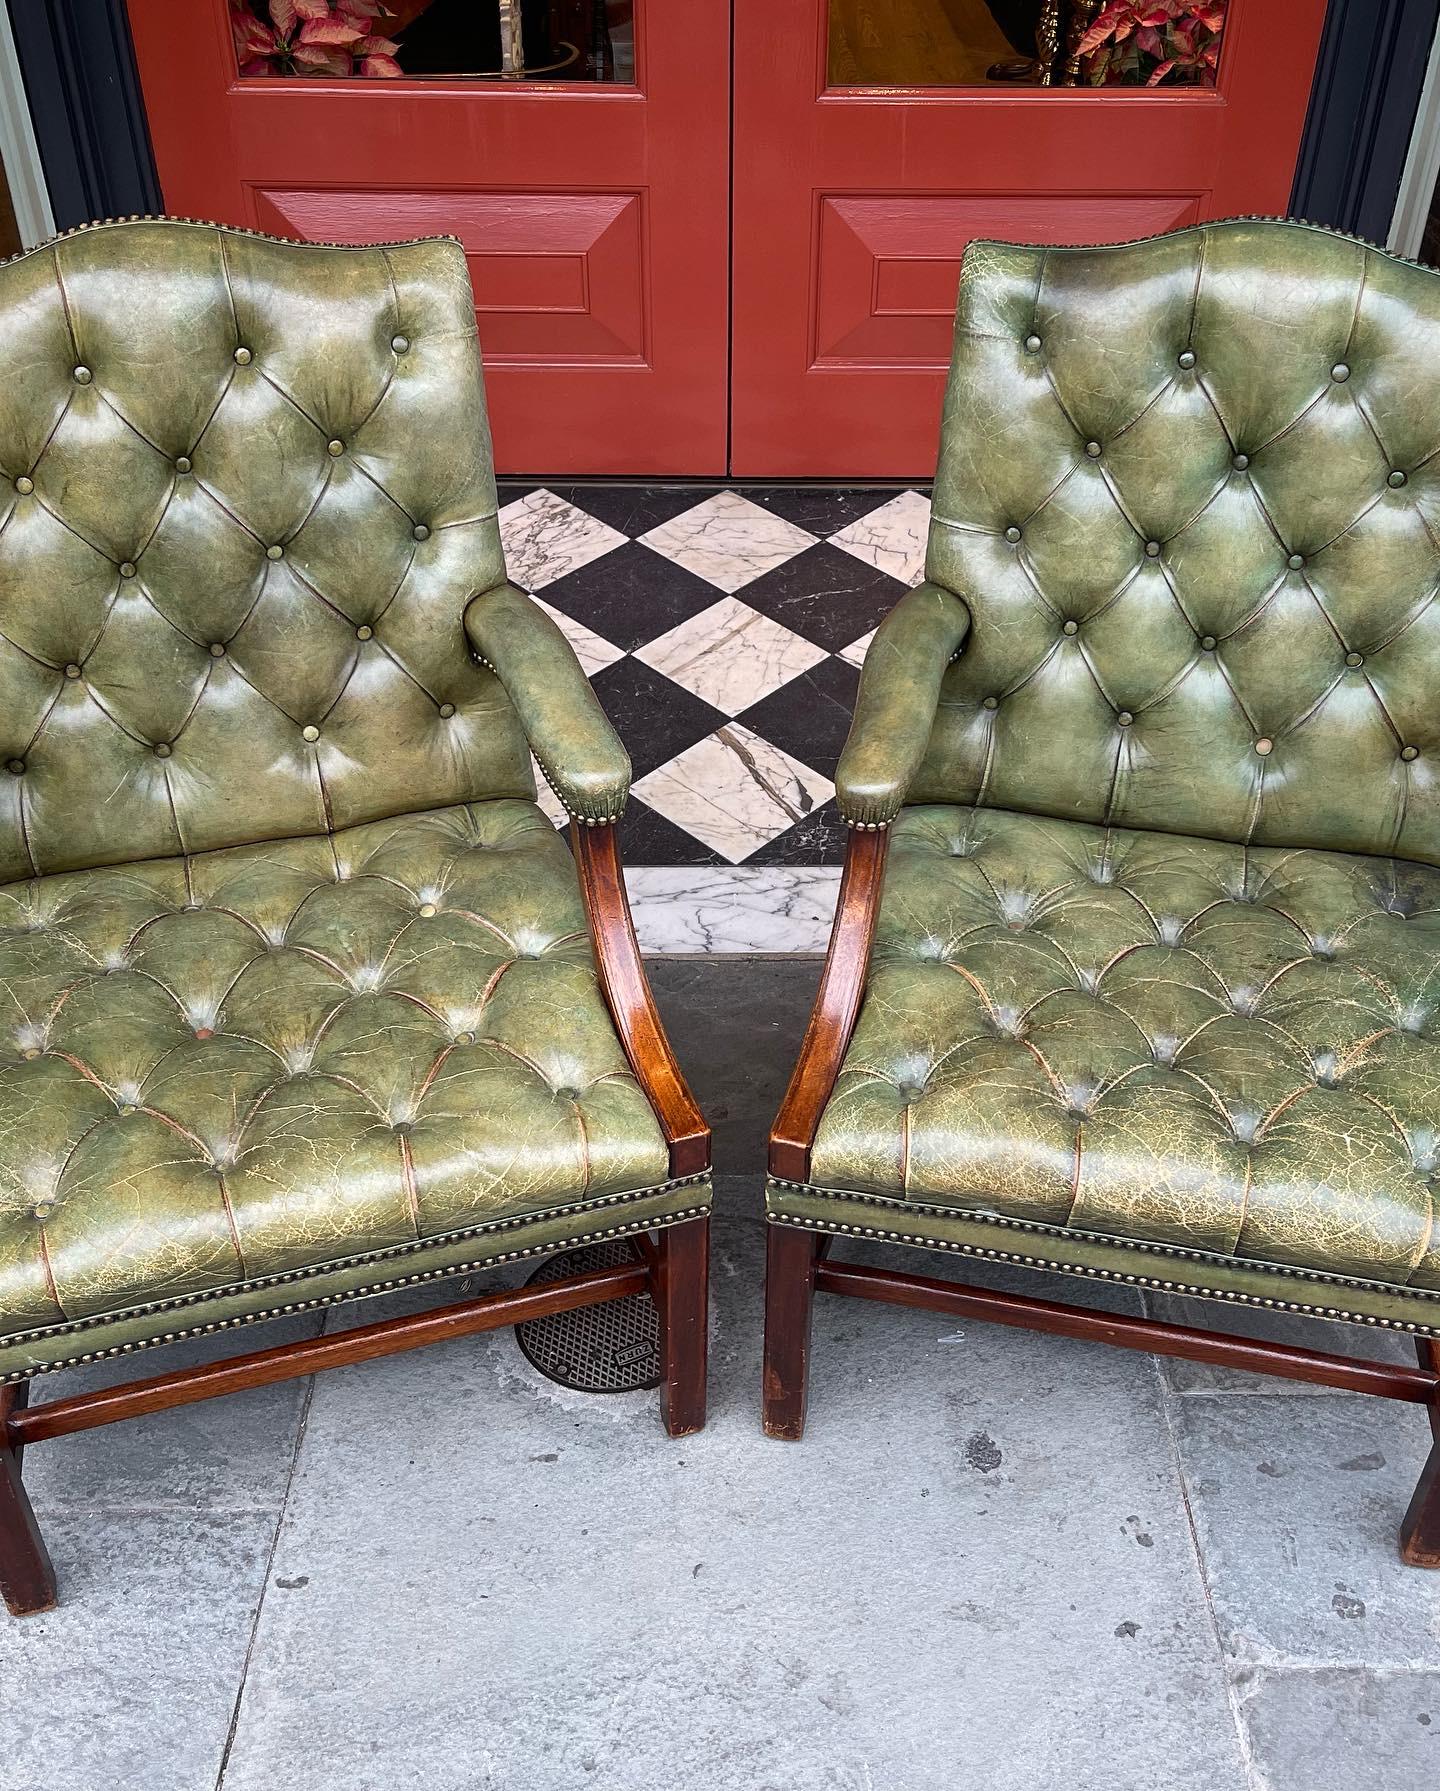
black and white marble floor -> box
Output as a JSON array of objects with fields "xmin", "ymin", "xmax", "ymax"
[{"xmin": 497, "ymin": 482, "xmax": 928, "ymax": 950}]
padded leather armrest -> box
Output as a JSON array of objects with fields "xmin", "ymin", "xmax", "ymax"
[
  {"xmin": 835, "ymin": 582, "xmax": 972, "ymax": 828},
  {"xmin": 464, "ymin": 584, "xmax": 631, "ymax": 824}
]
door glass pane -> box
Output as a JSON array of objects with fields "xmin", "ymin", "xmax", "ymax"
[
  {"xmin": 232, "ymin": 2, "xmax": 636, "ymax": 83},
  {"xmin": 827, "ymin": 1, "xmax": 1228, "ymax": 88}
]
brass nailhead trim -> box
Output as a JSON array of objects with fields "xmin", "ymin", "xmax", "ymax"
[{"xmin": 1, "ymin": 1178, "xmax": 711, "ymax": 1382}]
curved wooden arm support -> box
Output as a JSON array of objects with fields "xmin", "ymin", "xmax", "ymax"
[
  {"xmin": 573, "ymin": 823, "xmax": 711, "ymax": 1179},
  {"xmin": 769, "ymin": 827, "xmax": 888, "ymax": 1181}
]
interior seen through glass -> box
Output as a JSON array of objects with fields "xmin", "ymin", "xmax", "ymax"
[
  {"xmin": 827, "ymin": 0, "xmax": 1228, "ymax": 89},
  {"xmin": 232, "ymin": 1, "xmax": 636, "ymax": 84}
]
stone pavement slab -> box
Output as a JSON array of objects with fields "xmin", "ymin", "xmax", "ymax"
[{"xmin": 218, "ymin": 1220, "xmax": 1247, "ymax": 1791}]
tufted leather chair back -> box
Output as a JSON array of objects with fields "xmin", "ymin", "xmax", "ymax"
[
  {"xmin": 0, "ymin": 220, "xmax": 531, "ymax": 884},
  {"xmin": 920, "ymin": 219, "xmax": 1440, "ymax": 867}
]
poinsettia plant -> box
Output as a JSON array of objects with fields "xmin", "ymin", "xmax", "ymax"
[
  {"xmin": 1077, "ymin": 0, "xmax": 1227, "ymax": 87},
  {"xmin": 231, "ymin": 0, "xmax": 405, "ymax": 79}
]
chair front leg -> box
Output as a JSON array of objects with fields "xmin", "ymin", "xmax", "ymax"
[
  {"xmin": 763, "ymin": 1225, "xmax": 823, "ymax": 1440},
  {"xmin": 1400, "ymin": 1338, "xmax": 1440, "ymax": 1568},
  {"xmin": 656, "ymin": 1216, "xmax": 709, "ymax": 1437},
  {"xmin": 1, "ymin": 1382, "xmax": 57, "ymax": 1616}
]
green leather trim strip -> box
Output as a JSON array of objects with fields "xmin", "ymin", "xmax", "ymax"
[
  {"xmin": 1, "ymin": 1174, "xmax": 710, "ymax": 1383},
  {"xmin": 766, "ymin": 1178, "xmax": 1440, "ymax": 1337}
]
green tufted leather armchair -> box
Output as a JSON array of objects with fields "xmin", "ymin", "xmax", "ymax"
[
  {"xmin": 0, "ymin": 218, "xmax": 710, "ymax": 1616},
  {"xmin": 766, "ymin": 218, "xmax": 1440, "ymax": 1567}
]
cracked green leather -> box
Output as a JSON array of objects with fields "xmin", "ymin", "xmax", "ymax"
[
  {"xmin": 836, "ymin": 584, "xmax": 971, "ymax": 827},
  {"xmin": 781, "ymin": 222, "xmax": 1440, "ymax": 1334},
  {"xmin": 0, "ymin": 801, "xmax": 693, "ymax": 1382},
  {"xmin": 465, "ymin": 584, "xmax": 631, "ymax": 823},
  {"xmin": 0, "ymin": 221, "xmax": 691, "ymax": 1381}
]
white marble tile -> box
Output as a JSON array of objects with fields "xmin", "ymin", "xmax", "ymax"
[
  {"xmin": 531, "ymin": 594, "xmax": 625, "ymax": 675},
  {"xmin": 633, "ymin": 724, "xmax": 834, "ymax": 863},
  {"xmin": 831, "ymin": 488, "xmax": 931, "ymax": 587},
  {"xmin": 627, "ymin": 865, "xmax": 840, "ymax": 952},
  {"xmin": 838, "ymin": 627, "xmax": 876, "ymax": 669},
  {"xmin": 635, "ymin": 596, "xmax": 826, "ymax": 715},
  {"xmin": 638, "ymin": 491, "xmax": 817, "ymax": 593},
  {"xmin": 498, "ymin": 488, "xmax": 627, "ymax": 590}
]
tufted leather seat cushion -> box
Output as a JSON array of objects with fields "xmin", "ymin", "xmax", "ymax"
[
  {"xmin": 772, "ymin": 804, "xmax": 1440, "ymax": 1333},
  {"xmin": 0, "ymin": 800, "xmax": 692, "ymax": 1380}
]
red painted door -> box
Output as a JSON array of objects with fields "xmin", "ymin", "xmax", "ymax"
[
  {"xmin": 126, "ymin": 1, "xmax": 729, "ymax": 476},
  {"xmin": 730, "ymin": 0, "xmax": 1330, "ymax": 478}
]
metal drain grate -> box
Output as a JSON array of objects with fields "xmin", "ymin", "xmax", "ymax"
[{"xmin": 515, "ymin": 1239, "xmax": 661, "ymax": 1393}]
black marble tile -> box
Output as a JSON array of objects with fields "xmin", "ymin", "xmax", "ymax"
[
  {"xmin": 544, "ymin": 484, "xmax": 720, "ymax": 538},
  {"xmin": 495, "ymin": 481, "xmax": 544, "ymax": 504},
  {"xmin": 543, "ymin": 540, "xmax": 719, "ymax": 649},
  {"xmin": 591, "ymin": 656, "xmax": 727, "ymax": 779},
  {"xmin": 739, "ymin": 541, "xmax": 906, "ymax": 651},
  {"xmin": 735, "ymin": 654, "xmax": 860, "ymax": 777},
  {"xmin": 616, "ymin": 796, "xmax": 722, "ymax": 866},
  {"xmin": 743, "ymin": 487, "xmax": 898, "ymax": 536},
  {"xmin": 748, "ymin": 798, "xmax": 849, "ymax": 866}
]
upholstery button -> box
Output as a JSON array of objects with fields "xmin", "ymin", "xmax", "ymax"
[
  {"xmin": 1345, "ymin": 651, "xmax": 1363, "ymax": 667},
  {"xmin": 21, "ymin": 1047, "xmax": 40, "ymax": 1061},
  {"xmin": 266, "ymin": 544, "xmax": 284, "ymax": 561},
  {"xmin": 1084, "ymin": 440, "xmax": 1102, "ymax": 458},
  {"xmin": 412, "ymin": 523, "xmax": 430, "ymax": 541},
  {"xmin": 1117, "ymin": 711, "xmax": 1133, "ymax": 726},
  {"xmin": 63, "ymin": 663, "xmax": 81, "ymax": 679},
  {"xmin": 1254, "ymin": 737, "xmax": 1273, "ymax": 755},
  {"xmin": 209, "ymin": 642, "xmax": 226, "ymax": 658},
  {"xmin": 1200, "ymin": 634, "xmax": 1217, "ymax": 650},
  {"xmin": 982, "ymin": 695, "xmax": 999, "ymax": 710},
  {"xmin": 438, "ymin": 702, "xmax": 456, "ymax": 718},
  {"xmin": 14, "ymin": 475, "xmax": 32, "ymax": 495},
  {"xmin": 32, "ymin": 1202, "xmax": 54, "ymax": 1221},
  {"xmin": 175, "ymin": 455, "xmax": 192, "ymax": 474},
  {"xmin": 1024, "ymin": 334, "xmax": 1042, "ymax": 352},
  {"xmin": 153, "ymin": 742, "xmax": 172, "ymax": 758},
  {"xmin": 302, "ymin": 725, "xmax": 320, "ymax": 743},
  {"xmin": 1178, "ymin": 349, "xmax": 1196, "ymax": 369},
  {"xmin": 5, "ymin": 759, "xmax": 23, "ymax": 776},
  {"xmin": 1287, "ymin": 553, "xmax": 1305, "ymax": 570},
  {"xmin": 1231, "ymin": 452, "xmax": 1249, "ymax": 471},
  {"xmin": 1004, "ymin": 525, "xmax": 1022, "ymax": 543},
  {"xmin": 1062, "ymin": 619, "xmax": 1078, "ymax": 636},
  {"xmin": 119, "ymin": 561, "xmax": 136, "ymax": 578},
  {"xmin": 72, "ymin": 365, "xmax": 91, "ymax": 384},
  {"xmin": 327, "ymin": 439, "xmax": 345, "ymax": 457},
  {"xmin": 392, "ymin": 334, "xmax": 410, "ymax": 354},
  {"xmin": 1331, "ymin": 361, "xmax": 1350, "ymax": 381},
  {"xmin": 355, "ymin": 624, "xmax": 373, "ymax": 640},
  {"xmin": 233, "ymin": 346, "xmax": 252, "ymax": 365},
  {"xmin": 1389, "ymin": 469, "xmax": 1408, "ymax": 488},
  {"xmin": 1144, "ymin": 540, "xmax": 1161, "ymax": 557},
  {"xmin": 418, "ymin": 902, "xmax": 438, "ymax": 918},
  {"xmin": 454, "ymin": 1031, "xmax": 475, "ymax": 1046},
  {"xmin": 1401, "ymin": 745, "xmax": 1420, "ymax": 762}
]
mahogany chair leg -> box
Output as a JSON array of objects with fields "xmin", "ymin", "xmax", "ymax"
[
  {"xmin": 1400, "ymin": 1339, "xmax": 1440, "ymax": 1568},
  {"xmin": 763, "ymin": 1225, "xmax": 822, "ymax": 1440},
  {"xmin": 1, "ymin": 1382, "xmax": 57, "ymax": 1617},
  {"xmin": 656, "ymin": 1216, "xmax": 709, "ymax": 1437}
]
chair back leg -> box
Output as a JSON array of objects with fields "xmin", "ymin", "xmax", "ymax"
[
  {"xmin": 1400, "ymin": 1339, "xmax": 1440, "ymax": 1568},
  {"xmin": 0, "ymin": 1384, "xmax": 57, "ymax": 1616}
]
